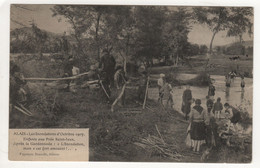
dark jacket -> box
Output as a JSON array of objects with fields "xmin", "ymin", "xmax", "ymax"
[
  {"xmin": 183, "ymin": 89, "xmax": 192, "ymax": 103},
  {"xmin": 99, "ymin": 55, "xmax": 116, "ymax": 73}
]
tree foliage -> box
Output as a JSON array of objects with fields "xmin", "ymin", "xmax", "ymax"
[
  {"xmin": 11, "ymin": 6, "xmax": 253, "ymax": 70},
  {"xmin": 193, "ymin": 7, "xmax": 253, "ymax": 54}
]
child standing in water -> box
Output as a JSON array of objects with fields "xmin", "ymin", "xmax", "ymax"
[
  {"xmin": 213, "ymin": 97, "xmax": 223, "ymax": 119},
  {"xmin": 241, "ymin": 76, "xmax": 245, "ymax": 89}
]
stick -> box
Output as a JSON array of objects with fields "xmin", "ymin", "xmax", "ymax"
[
  {"xmin": 142, "ymin": 76, "xmax": 150, "ymax": 109},
  {"xmin": 99, "ymin": 80, "xmax": 110, "ymax": 99},
  {"xmin": 155, "ymin": 124, "xmax": 166, "ymax": 145},
  {"xmin": 14, "ymin": 105, "xmax": 32, "ymax": 116},
  {"xmin": 97, "ymin": 74, "xmax": 110, "ymax": 99},
  {"xmin": 111, "ymin": 84, "xmax": 126, "ymax": 112},
  {"xmin": 16, "ymin": 103, "xmax": 33, "ymax": 116}
]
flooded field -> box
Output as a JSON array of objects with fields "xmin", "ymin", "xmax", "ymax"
[{"xmin": 148, "ymin": 74, "xmax": 253, "ymax": 116}]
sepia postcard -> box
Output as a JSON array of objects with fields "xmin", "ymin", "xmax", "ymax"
[{"xmin": 8, "ymin": 3, "xmax": 253, "ymax": 163}]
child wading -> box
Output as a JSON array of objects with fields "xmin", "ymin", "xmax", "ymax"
[
  {"xmin": 157, "ymin": 73, "xmax": 165, "ymax": 103},
  {"xmin": 213, "ymin": 97, "xmax": 223, "ymax": 119},
  {"xmin": 241, "ymin": 76, "xmax": 245, "ymax": 90},
  {"xmin": 208, "ymin": 82, "xmax": 215, "ymax": 97},
  {"xmin": 160, "ymin": 76, "xmax": 173, "ymax": 109},
  {"xmin": 206, "ymin": 96, "xmax": 214, "ymax": 113}
]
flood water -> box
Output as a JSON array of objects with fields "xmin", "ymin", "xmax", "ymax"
[{"xmin": 148, "ymin": 74, "xmax": 253, "ymax": 116}]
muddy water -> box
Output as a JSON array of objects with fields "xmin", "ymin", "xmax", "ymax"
[{"xmin": 148, "ymin": 74, "xmax": 253, "ymax": 116}]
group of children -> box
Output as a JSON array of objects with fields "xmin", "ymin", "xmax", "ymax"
[{"xmin": 225, "ymin": 71, "xmax": 246, "ymax": 89}]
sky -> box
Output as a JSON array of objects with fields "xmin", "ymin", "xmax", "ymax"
[{"xmin": 10, "ymin": 4, "xmax": 253, "ymax": 47}]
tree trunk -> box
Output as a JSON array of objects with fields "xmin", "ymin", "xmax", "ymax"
[
  {"xmin": 96, "ymin": 13, "xmax": 101, "ymax": 59},
  {"xmin": 209, "ymin": 31, "xmax": 217, "ymax": 54}
]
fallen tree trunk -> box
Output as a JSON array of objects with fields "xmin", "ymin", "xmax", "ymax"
[{"xmin": 24, "ymin": 72, "xmax": 90, "ymax": 81}]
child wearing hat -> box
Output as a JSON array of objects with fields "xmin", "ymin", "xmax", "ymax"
[
  {"xmin": 157, "ymin": 73, "xmax": 165, "ymax": 103},
  {"xmin": 160, "ymin": 76, "xmax": 173, "ymax": 109}
]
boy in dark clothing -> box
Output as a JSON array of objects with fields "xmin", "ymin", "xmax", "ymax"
[
  {"xmin": 182, "ymin": 85, "xmax": 192, "ymax": 120},
  {"xmin": 208, "ymin": 83, "xmax": 215, "ymax": 97},
  {"xmin": 206, "ymin": 96, "xmax": 214, "ymax": 113},
  {"xmin": 213, "ymin": 97, "xmax": 223, "ymax": 119},
  {"xmin": 241, "ymin": 76, "xmax": 245, "ymax": 89}
]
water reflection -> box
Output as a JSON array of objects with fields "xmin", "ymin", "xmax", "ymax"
[
  {"xmin": 225, "ymin": 87, "xmax": 230, "ymax": 101},
  {"xmin": 241, "ymin": 88, "xmax": 245, "ymax": 103}
]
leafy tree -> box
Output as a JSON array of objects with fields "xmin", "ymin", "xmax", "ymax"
[
  {"xmin": 227, "ymin": 7, "xmax": 253, "ymax": 43},
  {"xmin": 199, "ymin": 45, "xmax": 208, "ymax": 55},
  {"xmin": 188, "ymin": 44, "xmax": 200, "ymax": 56},
  {"xmin": 226, "ymin": 43, "xmax": 245, "ymax": 55},
  {"xmin": 133, "ymin": 6, "xmax": 167, "ymax": 67},
  {"xmin": 51, "ymin": 5, "xmax": 94, "ymax": 57},
  {"xmin": 193, "ymin": 7, "xmax": 253, "ymax": 54},
  {"xmin": 193, "ymin": 7, "xmax": 230, "ymax": 54},
  {"xmin": 162, "ymin": 8, "xmax": 191, "ymax": 65}
]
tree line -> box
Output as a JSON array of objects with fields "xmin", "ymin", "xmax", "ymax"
[{"xmin": 10, "ymin": 6, "xmax": 253, "ymax": 67}]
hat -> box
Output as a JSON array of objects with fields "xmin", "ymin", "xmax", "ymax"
[
  {"xmin": 160, "ymin": 73, "xmax": 165, "ymax": 78},
  {"xmin": 195, "ymin": 99, "xmax": 201, "ymax": 105}
]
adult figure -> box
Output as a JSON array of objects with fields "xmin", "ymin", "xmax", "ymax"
[
  {"xmin": 189, "ymin": 99, "xmax": 206, "ymax": 152},
  {"xmin": 99, "ymin": 49, "xmax": 116, "ymax": 88},
  {"xmin": 182, "ymin": 85, "xmax": 193, "ymax": 120}
]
